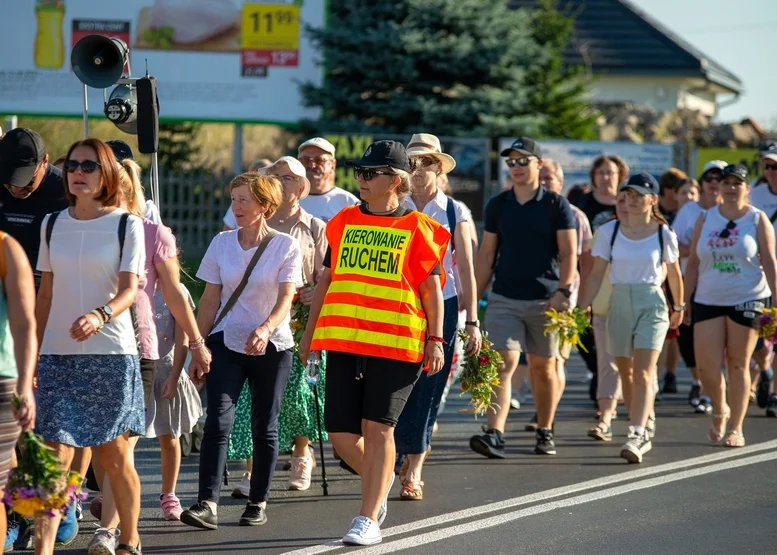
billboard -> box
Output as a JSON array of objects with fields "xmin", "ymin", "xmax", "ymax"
[
  {"xmin": 0, "ymin": 0, "xmax": 324, "ymax": 124},
  {"xmin": 497, "ymin": 138, "xmax": 675, "ymax": 194},
  {"xmin": 694, "ymin": 147, "xmax": 761, "ymax": 180}
]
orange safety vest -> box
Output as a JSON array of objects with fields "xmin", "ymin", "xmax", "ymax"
[{"xmin": 311, "ymin": 206, "xmax": 450, "ymax": 363}]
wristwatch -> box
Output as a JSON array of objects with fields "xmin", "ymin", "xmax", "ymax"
[
  {"xmin": 556, "ymin": 288, "xmax": 572, "ymax": 299},
  {"xmin": 101, "ymin": 305, "xmax": 114, "ymax": 323},
  {"xmin": 673, "ymin": 304, "xmax": 686, "ymax": 311},
  {"xmin": 465, "ymin": 320, "xmax": 480, "ymax": 327}
]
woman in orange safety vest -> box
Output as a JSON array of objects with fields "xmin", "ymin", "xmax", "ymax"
[{"xmin": 300, "ymin": 140, "xmax": 449, "ymax": 547}]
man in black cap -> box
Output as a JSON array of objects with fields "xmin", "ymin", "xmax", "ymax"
[{"xmin": 0, "ymin": 128, "xmax": 68, "ymax": 289}]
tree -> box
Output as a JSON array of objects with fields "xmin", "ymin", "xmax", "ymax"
[
  {"xmin": 157, "ymin": 122, "xmax": 203, "ymax": 171},
  {"xmin": 299, "ymin": 0, "xmax": 548, "ymax": 137},
  {"xmin": 523, "ymin": 0, "xmax": 598, "ymax": 140}
]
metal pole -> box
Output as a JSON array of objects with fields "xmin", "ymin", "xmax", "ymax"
[
  {"xmin": 312, "ymin": 384, "xmax": 329, "ymax": 496},
  {"xmin": 82, "ymin": 83, "xmax": 89, "ymax": 138},
  {"xmin": 151, "ymin": 151, "xmax": 161, "ymax": 216},
  {"xmin": 233, "ymin": 124, "xmax": 244, "ymax": 175},
  {"xmin": 3, "ymin": 115, "xmax": 17, "ymax": 134}
]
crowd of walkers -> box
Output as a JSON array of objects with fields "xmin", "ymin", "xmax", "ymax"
[{"xmin": 0, "ymin": 125, "xmax": 775, "ymax": 551}]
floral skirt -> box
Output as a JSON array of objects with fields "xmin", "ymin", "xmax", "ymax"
[{"xmin": 227, "ymin": 351, "xmax": 327, "ymax": 459}]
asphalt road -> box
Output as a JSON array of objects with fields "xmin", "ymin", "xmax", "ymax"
[{"xmin": 51, "ymin": 355, "xmax": 777, "ymax": 555}]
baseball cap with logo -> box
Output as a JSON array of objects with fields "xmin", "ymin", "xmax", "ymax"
[
  {"xmin": 618, "ymin": 172, "xmax": 659, "ymax": 196},
  {"xmin": 0, "ymin": 128, "xmax": 47, "ymax": 188},
  {"xmin": 298, "ymin": 137, "xmax": 336, "ymax": 157},
  {"xmin": 345, "ymin": 140, "xmax": 410, "ymax": 171},
  {"xmin": 259, "ymin": 156, "xmax": 311, "ymax": 199},
  {"xmin": 107, "ymin": 139, "xmax": 135, "ymax": 162},
  {"xmin": 722, "ymin": 164, "xmax": 748, "ymax": 182},
  {"xmin": 759, "ymin": 141, "xmax": 777, "ymax": 163},
  {"xmin": 699, "ymin": 160, "xmax": 727, "ymax": 181},
  {"xmin": 499, "ymin": 137, "xmax": 542, "ymax": 159}
]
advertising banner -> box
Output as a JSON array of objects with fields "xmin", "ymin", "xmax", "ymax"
[
  {"xmin": 324, "ymin": 134, "xmax": 491, "ymax": 220},
  {"xmin": 0, "ymin": 0, "xmax": 324, "ymax": 124},
  {"xmin": 694, "ymin": 147, "xmax": 762, "ymax": 181},
  {"xmin": 497, "ymin": 138, "xmax": 675, "ymax": 195}
]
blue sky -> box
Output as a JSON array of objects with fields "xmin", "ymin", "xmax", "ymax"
[{"xmin": 629, "ymin": 0, "xmax": 774, "ymax": 127}]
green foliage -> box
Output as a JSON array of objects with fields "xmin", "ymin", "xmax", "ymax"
[
  {"xmin": 157, "ymin": 122, "xmax": 203, "ymax": 172},
  {"xmin": 457, "ymin": 330, "xmax": 503, "ymax": 417},
  {"xmin": 300, "ymin": 0, "xmax": 551, "ymax": 137},
  {"xmin": 523, "ymin": 0, "xmax": 598, "ymax": 140}
]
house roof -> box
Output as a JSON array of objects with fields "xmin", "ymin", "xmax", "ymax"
[{"xmin": 509, "ymin": 0, "xmax": 742, "ymax": 93}]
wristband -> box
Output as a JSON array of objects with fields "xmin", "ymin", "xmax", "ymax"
[
  {"xmin": 189, "ymin": 337, "xmax": 206, "ymax": 350},
  {"xmin": 465, "ymin": 320, "xmax": 480, "ymax": 327},
  {"xmin": 427, "ymin": 336, "xmax": 446, "ymax": 344},
  {"xmin": 89, "ymin": 310, "xmax": 105, "ymax": 332},
  {"xmin": 673, "ymin": 304, "xmax": 686, "ymax": 312}
]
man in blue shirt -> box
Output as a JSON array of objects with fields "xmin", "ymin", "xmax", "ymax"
[{"xmin": 471, "ymin": 137, "xmax": 577, "ymax": 457}]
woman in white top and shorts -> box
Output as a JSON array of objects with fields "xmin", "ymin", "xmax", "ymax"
[
  {"xmin": 683, "ymin": 164, "xmax": 777, "ymax": 448},
  {"xmin": 580, "ymin": 173, "xmax": 683, "ymax": 464}
]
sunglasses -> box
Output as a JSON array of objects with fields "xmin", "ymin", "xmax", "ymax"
[
  {"xmin": 505, "ymin": 157, "xmax": 534, "ymax": 168},
  {"xmin": 414, "ymin": 156, "xmax": 438, "ymax": 168},
  {"xmin": 764, "ymin": 164, "xmax": 777, "ymax": 172},
  {"xmin": 299, "ymin": 155, "xmax": 332, "ymax": 167},
  {"xmin": 353, "ymin": 167, "xmax": 392, "ymax": 181},
  {"xmin": 63, "ymin": 159, "xmax": 102, "ymax": 174},
  {"xmin": 719, "ymin": 220, "xmax": 737, "ymax": 239}
]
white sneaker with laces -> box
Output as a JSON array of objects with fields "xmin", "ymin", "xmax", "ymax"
[
  {"xmin": 87, "ymin": 527, "xmax": 119, "ymax": 555},
  {"xmin": 342, "ymin": 516, "xmax": 382, "ymax": 546},
  {"xmin": 231, "ymin": 471, "xmax": 251, "ymax": 499},
  {"xmin": 288, "ymin": 456, "xmax": 313, "ymax": 490}
]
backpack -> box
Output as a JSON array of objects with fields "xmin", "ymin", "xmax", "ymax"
[
  {"xmin": 608, "ymin": 220, "xmax": 665, "ymax": 263},
  {"xmin": 490, "ymin": 189, "xmax": 561, "ymax": 268}
]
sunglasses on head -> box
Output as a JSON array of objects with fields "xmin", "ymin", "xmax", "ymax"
[
  {"xmin": 353, "ymin": 167, "xmax": 392, "ymax": 181},
  {"xmin": 719, "ymin": 220, "xmax": 737, "ymax": 239},
  {"xmin": 63, "ymin": 159, "xmax": 102, "ymax": 174},
  {"xmin": 505, "ymin": 157, "xmax": 533, "ymax": 168}
]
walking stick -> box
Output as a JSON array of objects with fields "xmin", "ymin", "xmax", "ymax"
[{"xmin": 312, "ymin": 383, "xmax": 329, "ymax": 496}]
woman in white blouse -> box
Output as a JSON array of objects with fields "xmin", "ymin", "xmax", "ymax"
[
  {"xmin": 579, "ymin": 173, "xmax": 683, "ymax": 465},
  {"xmin": 35, "ymin": 139, "xmax": 146, "ymax": 555},
  {"xmin": 180, "ymin": 173, "xmax": 302, "ymax": 530}
]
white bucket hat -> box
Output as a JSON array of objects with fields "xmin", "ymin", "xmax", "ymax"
[
  {"xmin": 260, "ymin": 156, "xmax": 310, "ymax": 200},
  {"xmin": 406, "ymin": 133, "xmax": 456, "ymax": 174}
]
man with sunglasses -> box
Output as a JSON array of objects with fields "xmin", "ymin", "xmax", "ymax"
[
  {"xmin": 471, "ymin": 137, "xmax": 577, "ymax": 458},
  {"xmin": 0, "ymin": 128, "xmax": 68, "ymax": 290},
  {"xmin": 748, "ymin": 142, "xmax": 777, "ymax": 417}
]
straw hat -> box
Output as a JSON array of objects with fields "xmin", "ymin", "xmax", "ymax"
[{"xmin": 405, "ymin": 133, "xmax": 456, "ymax": 174}]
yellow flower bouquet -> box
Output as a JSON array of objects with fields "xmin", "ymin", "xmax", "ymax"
[
  {"xmin": 756, "ymin": 308, "xmax": 777, "ymax": 342},
  {"xmin": 457, "ymin": 330, "xmax": 503, "ymax": 417},
  {"xmin": 544, "ymin": 307, "xmax": 592, "ymax": 353},
  {"xmin": 3, "ymin": 396, "xmax": 86, "ymax": 518}
]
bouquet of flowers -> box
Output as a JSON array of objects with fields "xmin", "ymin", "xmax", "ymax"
[
  {"xmin": 3, "ymin": 396, "xmax": 86, "ymax": 518},
  {"xmin": 457, "ymin": 330, "xmax": 503, "ymax": 417},
  {"xmin": 290, "ymin": 283, "xmax": 312, "ymax": 348},
  {"xmin": 544, "ymin": 307, "xmax": 592, "ymax": 353},
  {"xmin": 756, "ymin": 308, "xmax": 777, "ymax": 341}
]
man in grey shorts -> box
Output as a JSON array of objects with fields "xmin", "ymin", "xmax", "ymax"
[{"xmin": 471, "ymin": 137, "xmax": 577, "ymax": 457}]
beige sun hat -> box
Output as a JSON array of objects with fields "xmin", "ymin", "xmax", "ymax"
[
  {"xmin": 406, "ymin": 133, "xmax": 456, "ymax": 174},
  {"xmin": 259, "ymin": 156, "xmax": 310, "ymax": 199}
]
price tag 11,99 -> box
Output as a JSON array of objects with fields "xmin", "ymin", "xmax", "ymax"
[{"xmin": 241, "ymin": 4, "xmax": 300, "ymax": 51}]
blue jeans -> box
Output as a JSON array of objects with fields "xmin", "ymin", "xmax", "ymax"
[{"xmin": 394, "ymin": 296, "xmax": 459, "ymax": 455}]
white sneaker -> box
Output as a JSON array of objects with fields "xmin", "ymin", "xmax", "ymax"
[
  {"xmin": 342, "ymin": 516, "xmax": 382, "ymax": 546},
  {"xmin": 376, "ymin": 472, "xmax": 395, "ymax": 526},
  {"xmin": 87, "ymin": 527, "xmax": 119, "ymax": 555},
  {"xmin": 288, "ymin": 456, "xmax": 313, "ymax": 491},
  {"xmin": 231, "ymin": 472, "xmax": 251, "ymax": 499}
]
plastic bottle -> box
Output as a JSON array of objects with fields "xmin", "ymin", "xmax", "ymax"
[
  {"xmin": 34, "ymin": 0, "xmax": 66, "ymax": 70},
  {"xmin": 305, "ymin": 353, "xmax": 320, "ymax": 387}
]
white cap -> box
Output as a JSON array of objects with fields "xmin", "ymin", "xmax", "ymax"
[
  {"xmin": 260, "ymin": 156, "xmax": 310, "ymax": 199},
  {"xmin": 699, "ymin": 160, "xmax": 727, "ymax": 179},
  {"xmin": 298, "ymin": 137, "xmax": 336, "ymax": 157}
]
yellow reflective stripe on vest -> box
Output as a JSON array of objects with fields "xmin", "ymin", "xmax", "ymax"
[
  {"xmin": 312, "ymin": 326, "xmax": 424, "ymax": 355},
  {"xmin": 327, "ymin": 280, "xmax": 422, "ymax": 310},
  {"xmin": 319, "ymin": 303, "xmax": 427, "ymax": 332}
]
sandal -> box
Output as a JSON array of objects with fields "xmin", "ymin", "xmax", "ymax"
[
  {"xmin": 722, "ymin": 430, "xmax": 746, "ymax": 448},
  {"xmin": 399, "ymin": 479, "xmax": 424, "ymax": 501},
  {"xmin": 587, "ymin": 422, "xmax": 612, "ymax": 442},
  {"xmin": 398, "ymin": 458, "xmax": 409, "ymax": 484},
  {"xmin": 708, "ymin": 407, "xmax": 730, "ymax": 444},
  {"xmin": 117, "ymin": 544, "xmax": 142, "ymax": 555}
]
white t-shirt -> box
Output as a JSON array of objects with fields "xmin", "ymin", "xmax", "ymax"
[
  {"xmin": 591, "ymin": 219, "xmax": 679, "ymax": 286},
  {"xmin": 671, "ymin": 201, "xmax": 706, "ymax": 273},
  {"xmin": 749, "ymin": 184, "xmax": 777, "ymax": 225},
  {"xmin": 299, "ymin": 187, "xmax": 359, "ymax": 223},
  {"xmin": 196, "ymin": 231, "xmax": 303, "ymax": 354},
  {"xmin": 403, "ymin": 190, "xmax": 468, "ymax": 300},
  {"xmin": 37, "ymin": 209, "xmax": 146, "ymax": 355}
]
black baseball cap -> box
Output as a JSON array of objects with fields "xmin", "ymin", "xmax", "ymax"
[
  {"xmin": 722, "ymin": 164, "xmax": 748, "ymax": 182},
  {"xmin": 0, "ymin": 128, "xmax": 47, "ymax": 188},
  {"xmin": 619, "ymin": 172, "xmax": 659, "ymax": 196},
  {"xmin": 499, "ymin": 137, "xmax": 542, "ymax": 159},
  {"xmin": 107, "ymin": 139, "xmax": 134, "ymax": 161},
  {"xmin": 345, "ymin": 140, "xmax": 410, "ymax": 171}
]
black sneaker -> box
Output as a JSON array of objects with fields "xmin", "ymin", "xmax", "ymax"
[
  {"xmin": 524, "ymin": 413, "xmax": 538, "ymax": 432},
  {"xmin": 688, "ymin": 384, "xmax": 701, "ymax": 407},
  {"xmin": 621, "ymin": 428, "xmax": 652, "ymax": 464},
  {"xmin": 757, "ymin": 369, "xmax": 773, "ymax": 409},
  {"xmin": 767, "ymin": 394, "xmax": 777, "ymax": 418},
  {"xmin": 696, "ymin": 396, "xmax": 713, "ymax": 414},
  {"xmin": 662, "ymin": 372, "xmax": 678, "ymax": 394},
  {"xmin": 534, "ymin": 428, "xmax": 556, "ymax": 455},
  {"xmin": 239, "ymin": 503, "xmax": 267, "ymax": 526},
  {"xmin": 469, "ymin": 428, "xmax": 505, "ymax": 459},
  {"xmin": 180, "ymin": 501, "xmax": 218, "ymax": 530}
]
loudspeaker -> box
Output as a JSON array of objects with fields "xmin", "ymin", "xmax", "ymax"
[
  {"xmin": 71, "ymin": 35, "xmax": 129, "ymax": 89},
  {"xmin": 104, "ymin": 84, "xmax": 137, "ymax": 134},
  {"xmin": 136, "ymin": 76, "xmax": 159, "ymax": 154}
]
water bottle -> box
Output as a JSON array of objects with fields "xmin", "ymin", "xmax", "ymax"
[{"xmin": 305, "ymin": 353, "xmax": 320, "ymax": 387}]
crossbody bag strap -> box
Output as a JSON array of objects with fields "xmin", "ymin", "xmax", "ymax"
[{"xmin": 212, "ymin": 229, "xmax": 279, "ymax": 330}]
